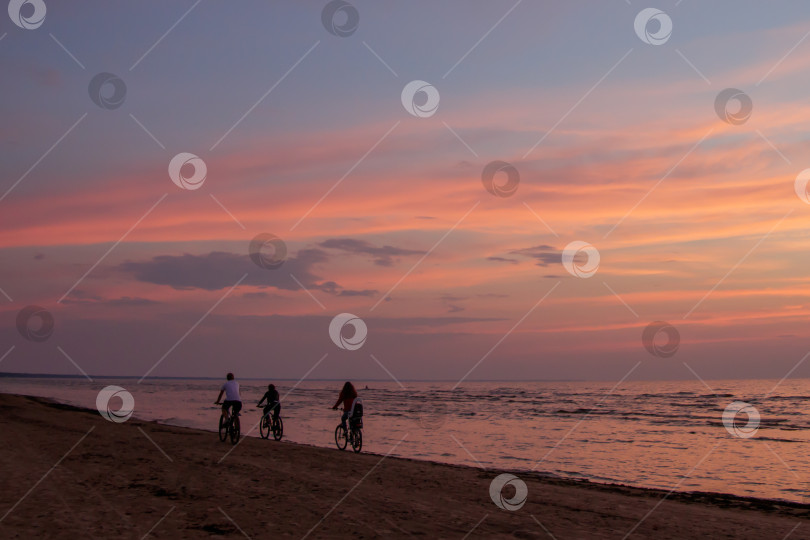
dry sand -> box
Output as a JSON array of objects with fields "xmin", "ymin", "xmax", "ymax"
[{"xmin": 0, "ymin": 393, "xmax": 808, "ymax": 539}]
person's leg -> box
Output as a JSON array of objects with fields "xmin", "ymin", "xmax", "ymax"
[
  {"xmin": 231, "ymin": 402, "xmax": 242, "ymax": 431},
  {"xmin": 272, "ymin": 402, "xmax": 280, "ymax": 421},
  {"xmin": 341, "ymin": 410, "xmax": 349, "ymax": 429},
  {"xmin": 221, "ymin": 402, "xmax": 230, "ymax": 421}
]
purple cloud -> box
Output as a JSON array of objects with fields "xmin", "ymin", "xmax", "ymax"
[{"xmin": 319, "ymin": 238, "xmax": 424, "ymax": 267}]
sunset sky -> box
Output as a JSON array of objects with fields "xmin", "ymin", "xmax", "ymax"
[{"xmin": 3, "ymin": 1, "xmax": 810, "ymax": 382}]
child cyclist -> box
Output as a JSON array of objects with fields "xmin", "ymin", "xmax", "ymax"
[{"xmin": 257, "ymin": 383, "xmax": 281, "ymax": 421}]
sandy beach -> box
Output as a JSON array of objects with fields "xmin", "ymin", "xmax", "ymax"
[{"xmin": 0, "ymin": 393, "xmax": 807, "ymax": 539}]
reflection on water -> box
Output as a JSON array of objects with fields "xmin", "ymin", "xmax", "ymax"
[{"xmin": 2, "ymin": 377, "xmax": 809, "ymax": 503}]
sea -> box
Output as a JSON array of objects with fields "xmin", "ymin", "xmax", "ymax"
[{"xmin": 2, "ymin": 376, "xmax": 809, "ymax": 504}]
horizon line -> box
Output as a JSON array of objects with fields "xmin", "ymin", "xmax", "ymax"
[{"xmin": 0, "ymin": 371, "xmax": 807, "ymax": 384}]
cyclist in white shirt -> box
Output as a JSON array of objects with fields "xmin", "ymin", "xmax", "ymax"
[{"xmin": 214, "ymin": 373, "xmax": 242, "ymax": 420}]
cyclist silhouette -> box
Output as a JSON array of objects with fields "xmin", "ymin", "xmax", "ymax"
[
  {"xmin": 331, "ymin": 381, "xmax": 357, "ymax": 430},
  {"xmin": 257, "ymin": 383, "xmax": 281, "ymax": 421},
  {"xmin": 214, "ymin": 372, "xmax": 242, "ymax": 420}
]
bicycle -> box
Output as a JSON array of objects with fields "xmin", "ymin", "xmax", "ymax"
[
  {"xmin": 334, "ymin": 401, "xmax": 363, "ymax": 453},
  {"xmin": 258, "ymin": 405, "xmax": 283, "ymax": 441},
  {"xmin": 216, "ymin": 404, "xmax": 241, "ymax": 444}
]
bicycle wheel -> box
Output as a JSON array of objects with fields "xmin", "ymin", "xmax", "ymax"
[
  {"xmin": 351, "ymin": 428, "xmax": 362, "ymax": 453},
  {"xmin": 218, "ymin": 415, "xmax": 228, "ymax": 442},
  {"xmin": 230, "ymin": 415, "xmax": 241, "ymax": 444},
  {"xmin": 259, "ymin": 415, "xmax": 270, "ymax": 439},
  {"xmin": 273, "ymin": 417, "xmax": 283, "ymax": 441},
  {"xmin": 334, "ymin": 424, "xmax": 348, "ymax": 450}
]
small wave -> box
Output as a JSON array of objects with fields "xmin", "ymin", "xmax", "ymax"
[
  {"xmin": 754, "ymin": 436, "xmax": 804, "ymax": 443},
  {"xmin": 555, "ymin": 408, "xmax": 593, "ymax": 414}
]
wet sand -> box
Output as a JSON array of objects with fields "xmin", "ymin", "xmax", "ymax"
[{"xmin": 0, "ymin": 393, "xmax": 808, "ymax": 539}]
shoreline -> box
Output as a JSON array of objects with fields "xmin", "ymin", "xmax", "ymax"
[
  {"xmin": 17, "ymin": 392, "xmax": 809, "ymax": 510},
  {"xmin": 1, "ymin": 393, "xmax": 809, "ymax": 538}
]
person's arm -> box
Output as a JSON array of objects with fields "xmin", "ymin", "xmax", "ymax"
[
  {"xmin": 257, "ymin": 393, "xmax": 266, "ymax": 407},
  {"xmin": 215, "ymin": 389, "xmax": 224, "ymax": 404},
  {"xmin": 331, "ymin": 391, "xmax": 343, "ymax": 410}
]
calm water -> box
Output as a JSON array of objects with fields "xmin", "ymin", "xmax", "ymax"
[{"xmin": 2, "ymin": 377, "xmax": 810, "ymax": 503}]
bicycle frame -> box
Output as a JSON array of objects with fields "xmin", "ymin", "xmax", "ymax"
[{"xmin": 335, "ymin": 410, "xmax": 362, "ymax": 453}]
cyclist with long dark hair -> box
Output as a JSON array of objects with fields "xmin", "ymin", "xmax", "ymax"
[{"xmin": 331, "ymin": 381, "xmax": 357, "ymax": 430}]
